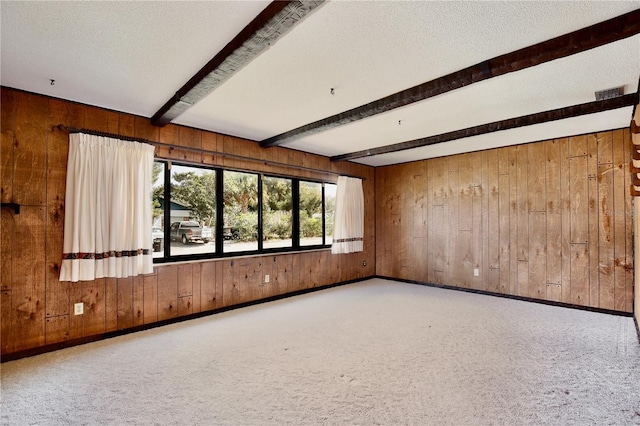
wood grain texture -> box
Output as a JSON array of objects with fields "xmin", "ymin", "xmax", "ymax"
[
  {"xmin": 611, "ymin": 130, "xmax": 626, "ymax": 312},
  {"xmin": 142, "ymin": 275, "xmax": 158, "ymax": 325},
  {"xmin": 375, "ymin": 132, "xmax": 633, "ymax": 313},
  {"xmin": 157, "ymin": 266, "xmax": 178, "ymax": 321},
  {"xmin": 13, "ymin": 93, "xmax": 48, "ymax": 205},
  {"xmin": 545, "ymin": 140, "xmax": 561, "ymax": 288},
  {"xmin": 587, "ymin": 134, "xmax": 599, "ymax": 308},
  {"xmin": 11, "ymin": 206, "xmax": 46, "ymax": 351}
]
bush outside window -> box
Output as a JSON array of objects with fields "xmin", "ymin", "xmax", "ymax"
[{"xmin": 152, "ymin": 161, "xmax": 338, "ymax": 262}]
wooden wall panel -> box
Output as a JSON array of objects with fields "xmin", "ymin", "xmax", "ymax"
[
  {"xmin": 611, "ymin": 130, "xmax": 627, "ymax": 312},
  {"xmin": 199, "ymin": 261, "xmax": 219, "ymax": 312},
  {"xmin": 157, "ymin": 266, "xmax": 178, "ymax": 321},
  {"xmin": 116, "ymin": 277, "xmax": 134, "ymax": 331},
  {"xmin": 104, "ymin": 278, "xmax": 118, "ymax": 332},
  {"xmin": 133, "ymin": 276, "xmax": 144, "ymax": 326},
  {"xmin": 587, "ymin": 134, "xmax": 599, "ymax": 308},
  {"xmin": 497, "ymin": 148, "xmax": 510, "ymax": 295},
  {"xmin": 487, "ymin": 149, "xmax": 500, "ymax": 292},
  {"xmin": 143, "ymin": 274, "xmax": 158, "ymax": 325},
  {"xmin": 14, "ymin": 93, "xmax": 48, "ymax": 206},
  {"xmin": 375, "ymin": 129, "xmax": 633, "ymax": 313},
  {"xmin": 545, "ymin": 140, "xmax": 562, "ymax": 296},
  {"xmin": 1, "ymin": 290, "xmax": 13, "ymax": 353},
  {"xmin": 11, "ymin": 206, "xmax": 46, "ymax": 351},
  {"xmin": 1, "ymin": 88, "xmax": 376, "ymax": 356}
]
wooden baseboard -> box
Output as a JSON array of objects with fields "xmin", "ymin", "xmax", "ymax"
[{"xmin": 377, "ymin": 275, "xmax": 634, "ymax": 318}]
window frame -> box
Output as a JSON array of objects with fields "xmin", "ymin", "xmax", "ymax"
[{"xmin": 152, "ymin": 160, "xmax": 337, "ymax": 264}]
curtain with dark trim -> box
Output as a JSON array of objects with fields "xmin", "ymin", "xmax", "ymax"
[
  {"xmin": 331, "ymin": 176, "xmax": 364, "ymax": 254},
  {"xmin": 59, "ymin": 133, "xmax": 155, "ymax": 282}
]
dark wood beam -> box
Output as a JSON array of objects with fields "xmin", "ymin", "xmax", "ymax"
[
  {"xmin": 261, "ymin": 9, "xmax": 640, "ymax": 148},
  {"xmin": 330, "ymin": 93, "xmax": 639, "ymax": 162},
  {"xmin": 151, "ymin": 0, "xmax": 325, "ymax": 126}
]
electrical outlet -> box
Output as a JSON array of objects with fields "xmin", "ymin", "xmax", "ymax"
[
  {"xmin": 473, "ymin": 268, "xmax": 479, "ymax": 277},
  {"xmin": 363, "ymin": 260, "xmax": 367, "ymax": 267},
  {"xmin": 74, "ymin": 302, "xmax": 84, "ymax": 315},
  {"xmin": 264, "ymin": 275, "xmax": 270, "ymax": 283}
]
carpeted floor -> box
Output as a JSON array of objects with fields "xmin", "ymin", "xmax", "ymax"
[{"xmin": 2, "ymin": 278, "xmax": 639, "ymax": 425}]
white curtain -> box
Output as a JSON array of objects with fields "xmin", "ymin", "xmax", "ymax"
[
  {"xmin": 331, "ymin": 176, "xmax": 364, "ymax": 254},
  {"xmin": 59, "ymin": 133, "xmax": 155, "ymax": 282}
]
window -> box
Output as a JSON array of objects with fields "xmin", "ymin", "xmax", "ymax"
[
  {"xmin": 151, "ymin": 161, "xmax": 165, "ymax": 258},
  {"xmin": 151, "ymin": 161, "xmax": 339, "ymax": 262},
  {"xmin": 263, "ymin": 176, "xmax": 293, "ymax": 249},
  {"xmin": 299, "ymin": 181, "xmax": 322, "ymax": 246},
  {"xmin": 223, "ymin": 170, "xmax": 258, "ymax": 253},
  {"xmin": 324, "ymin": 183, "xmax": 337, "ymax": 245},
  {"xmin": 168, "ymin": 164, "xmax": 217, "ymax": 256}
]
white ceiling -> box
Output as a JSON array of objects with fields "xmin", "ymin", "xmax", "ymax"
[{"xmin": 2, "ymin": 1, "xmax": 639, "ymax": 167}]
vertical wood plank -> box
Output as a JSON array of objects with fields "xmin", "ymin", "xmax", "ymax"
[
  {"xmin": 516, "ymin": 144, "xmax": 529, "ymax": 262},
  {"xmin": 570, "ymin": 244, "xmax": 589, "ymax": 305},
  {"xmin": 447, "ymin": 156, "xmax": 460, "ymax": 285},
  {"xmin": 569, "ymin": 156, "xmax": 588, "ymax": 244},
  {"xmin": 45, "ymin": 315, "xmax": 69, "ymax": 344},
  {"xmin": 568, "ymin": 134, "xmax": 588, "ymax": 157},
  {"xmin": 487, "ymin": 149, "xmax": 500, "ymax": 293},
  {"xmin": 1, "ymin": 290, "xmax": 13, "ymax": 353},
  {"xmin": 623, "ymin": 128, "xmax": 633, "ymax": 313},
  {"xmin": 82, "ymin": 279, "xmax": 106, "ymax": 337},
  {"xmin": 11, "ymin": 206, "xmax": 46, "ymax": 351},
  {"xmin": 143, "ymin": 274, "xmax": 158, "ymax": 324},
  {"xmin": 508, "ymin": 146, "xmax": 519, "ymax": 295},
  {"xmin": 13, "ymin": 93, "xmax": 48, "ymax": 205},
  {"xmin": 528, "ymin": 142, "xmax": 546, "ymax": 212},
  {"xmin": 1, "ymin": 132, "xmax": 15, "ymax": 204},
  {"xmin": 192, "ymin": 263, "xmax": 202, "ymax": 313},
  {"xmin": 117, "ymin": 277, "xmax": 134, "ymax": 330},
  {"xmin": 178, "ymin": 296, "xmax": 193, "ymax": 316},
  {"xmin": 104, "ymin": 278, "xmax": 118, "ymax": 332},
  {"xmin": 200, "ymin": 261, "xmax": 219, "ymax": 311},
  {"xmin": 516, "ymin": 145, "xmax": 529, "ymax": 295},
  {"xmin": 528, "ymin": 211, "xmax": 546, "ymax": 299},
  {"xmin": 587, "ymin": 134, "xmax": 599, "ymax": 308},
  {"xmin": 559, "ymin": 138, "xmax": 572, "ymax": 303},
  {"xmin": 157, "ymin": 266, "xmax": 178, "ymax": 321},
  {"xmin": 611, "ymin": 129, "xmax": 626, "ymax": 311},
  {"xmin": 1, "ymin": 210, "xmax": 13, "ymax": 291},
  {"xmin": 597, "ymin": 160, "xmax": 615, "ymax": 310},
  {"xmin": 133, "ymin": 276, "xmax": 144, "ymax": 326},
  {"xmin": 178, "ymin": 264, "xmax": 193, "ymax": 297},
  {"xmin": 498, "ymin": 148, "xmax": 510, "ymax": 294},
  {"xmin": 545, "ymin": 140, "xmax": 562, "ymax": 288}
]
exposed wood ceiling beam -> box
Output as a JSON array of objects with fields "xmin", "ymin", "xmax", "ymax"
[
  {"xmin": 330, "ymin": 93, "xmax": 639, "ymax": 162},
  {"xmin": 261, "ymin": 9, "xmax": 640, "ymax": 148},
  {"xmin": 151, "ymin": 0, "xmax": 325, "ymax": 126}
]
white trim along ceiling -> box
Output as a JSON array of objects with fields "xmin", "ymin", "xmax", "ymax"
[{"xmin": 2, "ymin": 1, "xmax": 639, "ymax": 166}]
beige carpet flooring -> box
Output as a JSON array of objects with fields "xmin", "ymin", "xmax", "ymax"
[{"xmin": 1, "ymin": 278, "xmax": 639, "ymax": 425}]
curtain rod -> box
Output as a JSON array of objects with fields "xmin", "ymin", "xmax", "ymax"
[{"xmin": 55, "ymin": 125, "xmax": 364, "ymax": 180}]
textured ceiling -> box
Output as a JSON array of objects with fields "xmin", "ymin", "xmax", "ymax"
[{"xmin": 1, "ymin": 1, "xmax": 639, "ymax": 166}]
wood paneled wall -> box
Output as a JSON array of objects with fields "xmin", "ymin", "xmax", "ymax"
[
  {"xmin": 376, "ymin": 131, "xmax": 634, "ymax": 313},
  {"xmin": 0, "ymin": 88, "xmax": 375, "ymax": 356}
]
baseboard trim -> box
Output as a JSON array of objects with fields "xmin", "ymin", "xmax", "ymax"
[
  {"xmin": 1, "ymin": 276, "xmax": 373, "ymax": 363},
  {"xmin": 377, "ymin": 275, "xmax": 635, "ymax": 318}
]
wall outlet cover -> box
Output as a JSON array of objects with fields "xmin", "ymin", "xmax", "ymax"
[{"xmin": 74, "ymin": 302, "xmax": 84, "ymax": 315}]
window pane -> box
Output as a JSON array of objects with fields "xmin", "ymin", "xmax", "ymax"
[
  {"xmin": 324, "ymin": 183, "xmax": 337, "ymax": 245},
  {"xmin": 299, "ymin": 181, "xmax": 323, "ymax": 247},
  {"xmin": 263, "ymin": 176, "xmax": 292, "ymax": 249},
  {"xmin": 169, "ymin": 165, "xmax": 216, "ymax": 256},
  {"xmin": 151, "ymin": 161, "xmax": 165, "ymax": 258},
  {"xmin": 223, "ymin": 171, "xmax": 258, "ymax": 253}
]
